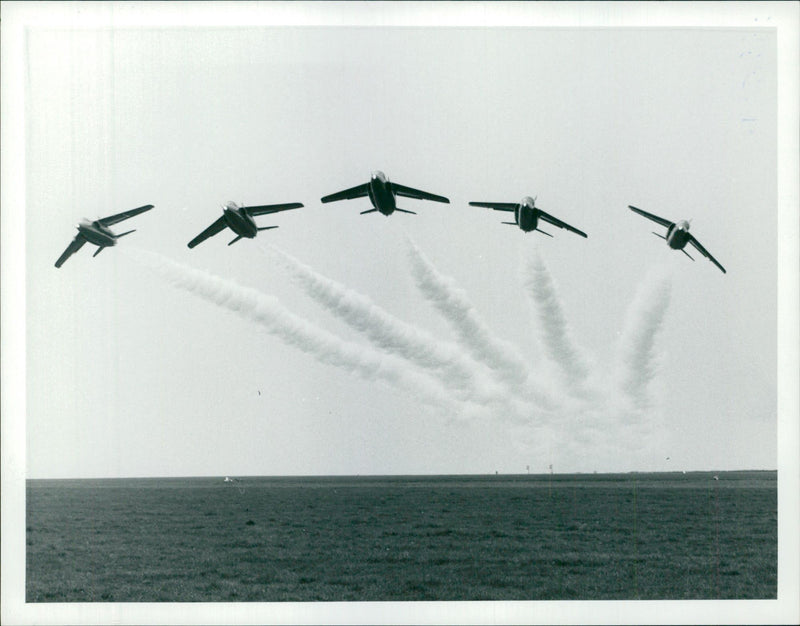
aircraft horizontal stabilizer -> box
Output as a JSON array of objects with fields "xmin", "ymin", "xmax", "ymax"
[
  {"xmin": 394, "ymin": 208, "xmax": 417, "ymax": 215},
  {"xmin": 93, "ymin": 246, "xmax": 105, "ymax": 257},
  {"xmin": 116, "ymin": 229, "xmax": 136, "ymax": 238},
  {"xmin": 228, "ymin": 235, "xmax": 243, "ymax": 246},
  {"xmin": 535, "ymin": 229, "xmax": 554, "ymax": 238},
  {"xmin": 257, "ymin": 226, "xmax": 279, "ymax": 231}
]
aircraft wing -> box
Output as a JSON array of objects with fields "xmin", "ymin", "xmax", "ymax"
[
  {"xmin": 245, "ymin": 202, "xmax": 303, "ymax": 216},
  {"xmin": 96, "ymin": 204, "xmax": 154, "ymax": 227},
  {"xmin": 391, "ymin": 182, "xmax": 449, "ymax": 203},
  {"xmin": 187, "ymin": 216, "xmax": 228, "ymax": 248},
  {"xmin": 469, "ymin": 202, "xmax": 518, "ymax": 212},
  {"xmin": 538, "ymin": 210, "xmax": 588, "ymax": 238},
  {"xmin": 628, "ymin": 205, "xmax": 673, "ymax": 228},
  {"xmin": 55, "ymin": 235, "xmax": 87, "ymax": 268},
  {"xmin": 688, "ymin": 235, "xmax": 726, "ymax": 273},
  {"xmin": 320, "ymin": 183, "xmax": 370, "ymax": 203}
]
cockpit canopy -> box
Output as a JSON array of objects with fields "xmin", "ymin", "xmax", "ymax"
[
  {"xmin": 224, "ymin": 201, "xmax": 239, "ymax": 211},
  {"xmin": 371, "ymin": 170, "xmax": 387, "ymax": 182},
  {"xmin": 677, "ymin": 219, "xmax": 691, "ymax": 231}
]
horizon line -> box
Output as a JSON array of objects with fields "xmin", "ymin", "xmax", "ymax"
[{"xmin": 26, "ymin": 468, "xmax": 778, "ymax": 481}]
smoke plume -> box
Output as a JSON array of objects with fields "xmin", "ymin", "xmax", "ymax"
[
  {"xmin": 523, "ymin": 248, "xmax": 593, "ymax": 398},
  {"xmin": 406, "ymin": 237, "xmax": 558, "ymax": 411},
  {"xmin": 125, "ymin": 248, "xmax": 470, "ymax": 415},
  {"xmin": 615, "ymin": 267, "xmax": 673, "ymax": 412},
  {"xmin": 262, "ymin": 244, "xmax": 540, "ymax": 422}
]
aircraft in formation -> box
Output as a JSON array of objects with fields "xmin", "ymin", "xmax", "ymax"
[
  {"xmin": 53, "ymin": 174, "xmax": 726, "ymax": 275},
  {"xmin": 469, "ymin": 196, "xmax": 588, "ymax": 239},
  {"xmin": 54, "ymin": 204, "xmax": 154, "ymax": 268},
  {"xmin": 628, "ymin": 205, "xmax": 726, "ymax": 273},
  {"xmin": 187, "ymin": 200, "xmax": 303, "ymax": 248},
  {"xmin": 320, "ymin": 170, "xmax": 449, "ymax": 215}
]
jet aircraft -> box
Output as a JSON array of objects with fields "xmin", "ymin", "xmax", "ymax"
[
  {"xmin": 54, "ymin": 204, "xmax": 154, "ymax": 268},
  {"xmin": 628, "ymin": 205, "xmax": 726, "ymax": 273},
  {"xmin": 187, "ymin": 201, "xmax": 303, "ymax": 248},
  {"xmin": 469, "ymin": 196, "xmax": 588, "ymax": 238},
  {"xmin": 320, "ymin": 171, "xmax": 449, "ymax": 215}
]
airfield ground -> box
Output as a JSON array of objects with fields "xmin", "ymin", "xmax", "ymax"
[{"xmin": 26, "ymin": 471, "xmax": 776, "ymax": 601}]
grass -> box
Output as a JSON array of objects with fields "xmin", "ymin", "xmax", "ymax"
[{"xmin": 26, "ymin": 471, "xmax": 776, "ymax": 601}]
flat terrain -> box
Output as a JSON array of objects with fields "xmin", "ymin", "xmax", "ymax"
[{"xmin": 26, "ymin": 471, "xmax": 776, "ymax": 601}]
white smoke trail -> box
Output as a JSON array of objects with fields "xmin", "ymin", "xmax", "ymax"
[
  {"xmin": 123, "ymin": 248, "xmax": 471, "ymax": 416},
  {"xmin": 261, "ymin": 244, "xmax": 541, "ymax": 423},
  {"xmin": 262, "ymin": 244, "xmax": 485, "ymax": 389},
  {"xmin": 406, "ymin": 237, "xmax": 558, "ymax": 412},
  {"xmin": 523, "ymin": 247, "xmax": 593, "ymax": 398},
  {"xmin": 615, "ymin": 267, "xmax": 673, "ymax": 413}
]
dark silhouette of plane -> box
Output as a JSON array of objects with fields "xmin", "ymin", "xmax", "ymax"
[
  {"xmin": 628, "ymin": 205, "xmax": 726, "ymax": 273},
  {"xmin": 55, "ymin": 204, "xmax": 154, "ymax": 268},
  {"xmin": 321, "ymin": 171, "xmax": 449, "ymax": 215},
  {"xmin": 469, "ymin": 196, "xmax": 587, "ymax": 238},
  {"xmin": 187, "ymin": 201, "xmax": 302, "ymax": 248}
]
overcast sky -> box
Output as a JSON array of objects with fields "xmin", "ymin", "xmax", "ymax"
[{"xmin": 9, "ymin": 9, "xmax": 784, "ymax": 480}]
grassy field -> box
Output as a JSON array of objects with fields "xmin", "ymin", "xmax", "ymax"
[{"xmin": 26, "ymin": 471, "xmax": 776, "ymax": 601}]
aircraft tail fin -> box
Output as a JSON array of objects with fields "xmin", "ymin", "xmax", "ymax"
[
  {"xmin": 257, "ymin": 226, "xmax": 279, "ymax": 232},
  {"xmin": 92, "ymin": 246, "xmax": 106, "ymax": 258},
  {"xmin": 681, "ymin": 248, "xmax": 695, "ymax": 261},
  {"xmin": 228, "ymin": 235, "xmax": 244, "ymax": 246},
  {"xmin": 535, "ymin": 228, "xmax": 554, "ymax": 238},
  {"xmin": 115, "ymin": 229, "xmax": 136, "ymax": 239},
  {"xmin": 395, "ymin": 208, "xmax": 417, "ymax": 215}
]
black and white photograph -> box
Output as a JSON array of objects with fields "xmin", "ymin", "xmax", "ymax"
[{"xmin": 2, "ymin": 2, "xmax": 798, "ymax": 624}]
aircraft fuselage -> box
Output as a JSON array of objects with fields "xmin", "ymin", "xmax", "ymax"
[
  {"xmin": 77, "ymin": 220, "xmax": 118, "ymax": 247},
  {"xmin": 516, "ymin": 197, "xmax": 540, "ymax": 232},
  {"xmin": 367, "ymin": 171, "xmax": 397, "ymax": 216},
  {"xmin": 666, "ymin": 220, "xmax": 692, "ymax": 250},
  {"xmin": 222, "ymin": 202, "xmax": 258, "ymax": 238}
]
